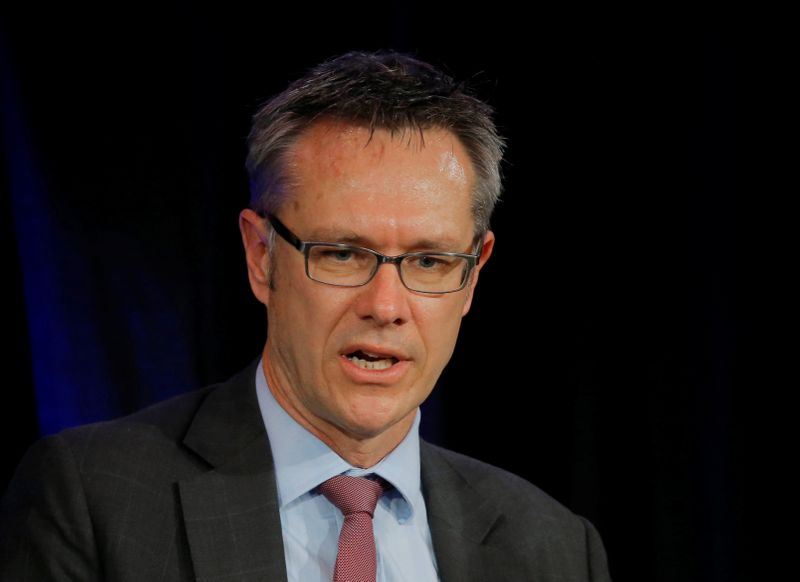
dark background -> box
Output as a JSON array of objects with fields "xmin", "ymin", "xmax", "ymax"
[{"xmin": 1, "ymin": 4, "xmax": 739, "ymax": 581}]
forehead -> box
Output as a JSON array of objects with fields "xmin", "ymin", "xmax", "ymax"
[
  {"xmin": 281, "ymin": 120, "xmax": 476, "ymax": 244},
  {"xmin": 287, "ymin": 119, "xmax": 474, "ymax": 182}
]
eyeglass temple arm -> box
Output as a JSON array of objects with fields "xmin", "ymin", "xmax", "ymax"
[
  {"xmin": 473, "ymin": 233, "xmax": 487, "ymax": 262},
  {"xmin": 264, "ymin": 213, "xmax": 306, "ymax": 252}
]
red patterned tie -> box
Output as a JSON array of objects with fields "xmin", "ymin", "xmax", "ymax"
[{"xmin": 318, "ymin": 474, "xmax": 386, "ymax": 582}]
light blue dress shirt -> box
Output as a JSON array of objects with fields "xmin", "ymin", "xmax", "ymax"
[{"xmin": 255, "ymin": 361, "xmax": 440, "ymax": 581}]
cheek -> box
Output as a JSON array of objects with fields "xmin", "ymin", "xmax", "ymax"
[
  {"xmin": 271, "ymin": 267, "xmax": 325, "ymax": 348},
  {"xmin": 285, "ymin": 282, "xmax": 352, "ymax": 350},
  {"xmin": 418, "ymin": 299, "xmax": 466, "ymax": 363}
]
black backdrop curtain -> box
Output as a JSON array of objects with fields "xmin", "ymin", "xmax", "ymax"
[{"xmin": 1, "ymin": 4, "xmax": 739, "ymax": 581}]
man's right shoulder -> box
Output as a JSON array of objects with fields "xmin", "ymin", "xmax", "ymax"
[
  {"xmin": 41, "ymin": 360, "xmax": 260, "ymax": 464},
  {"xmin": 5, "ymin": 359, "xmax": 260, "ymax": 502},
  {"xmin": 0, "ymin": 362, "xmax": 264, "ymax": 580},
  {"xmin": 55, "ymin": 383, "xmax": 215, "ymax": 453},
  {"xmin": 5, "ymin": 383, "xmax": 218, "ymax": 504}
]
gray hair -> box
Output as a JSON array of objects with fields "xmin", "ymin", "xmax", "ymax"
[{"xmin": 246, "ymin": 50, "xmax": 506, "ymax": 235}]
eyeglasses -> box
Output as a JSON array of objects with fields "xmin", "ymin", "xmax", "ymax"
[{"xmin": 263, "ymin": 213, "xmax": 483, "ymax": 294}]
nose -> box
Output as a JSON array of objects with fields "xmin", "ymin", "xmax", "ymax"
[{"xmin": 352, "ymin": 262, "xmax": 411, "ymax": 326}]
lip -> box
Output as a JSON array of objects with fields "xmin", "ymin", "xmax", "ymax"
[
  {"xmin": 340, "ymin": 343, "xmax": 410, "ymax": 362},
  {"xmin": 339, "ymin": 343, "xmax": 411, "ymax": 385}
]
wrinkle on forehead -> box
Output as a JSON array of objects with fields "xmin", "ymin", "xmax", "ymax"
[{"xmin": 285, "ymin": 119, "xmax": 475, "ymax": 212}]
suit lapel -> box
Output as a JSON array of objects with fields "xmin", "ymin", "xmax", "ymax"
[
  {"xmin": 175, "ymin": 365, "xmax": 514, "ymax": 581},
  {"xmin": 421, "ymin": 442, "xmax": 509, "ymax": 582},
  {"xmin": 178, "ymin": 361, "xmax": 288, "ymax": 581}
]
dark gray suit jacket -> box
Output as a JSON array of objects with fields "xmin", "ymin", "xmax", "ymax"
[{"xmin": 1, "ymin": 360, "xmax": 611, "ymax": 581}]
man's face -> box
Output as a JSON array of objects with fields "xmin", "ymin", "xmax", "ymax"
[{"xmin": 254, "ymin": 120, "xmax": 494, "ymax": 445}]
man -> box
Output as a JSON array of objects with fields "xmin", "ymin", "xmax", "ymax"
[{"xmin": 1, "ymin": 51, "xmax": 611, "ymax": 581}]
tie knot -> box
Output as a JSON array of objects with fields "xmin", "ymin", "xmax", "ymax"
[{"xmin": 319, "ymin": 474, "xmax": 385, "ymax": 517}]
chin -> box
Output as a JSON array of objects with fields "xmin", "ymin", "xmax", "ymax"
[
  {"xmin": 341, "ymin": 405, "xmax": 412, "ymax": 440},
  {"xmin": 342, "ymin": 415, "xmax": 395, "ymax": 439}
]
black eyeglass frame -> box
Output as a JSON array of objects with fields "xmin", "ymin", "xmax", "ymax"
[{"xmin": 261, "ymin": 212, "xmax": 485, "ymax": 294}]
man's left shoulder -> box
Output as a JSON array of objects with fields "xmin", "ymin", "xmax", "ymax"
[
  {"xmin": 421, "ymin": 441, "xmax": 612, "ymax": 580},
  {"xmin": 421, "ymin": 440, "xmax": 594, "ymax": 532}
]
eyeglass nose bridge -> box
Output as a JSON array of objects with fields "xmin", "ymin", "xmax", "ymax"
[{"xmin": 365, "ymin": 252, "xmax": 411, "ymax": 290}]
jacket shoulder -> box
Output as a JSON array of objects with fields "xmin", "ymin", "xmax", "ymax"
[
  {"xmin": 55, "ymin": 359, "xmax": 259, "ymax": 459},
  {"xmin": 58, "ymin": 384, "xmax": 214, "ymax": 452},
  {"xmin": 422, "ymin": 441, "xmax": 578, "ymax": 522},
  {"xmin": 421, "ymin": 442, "xmax": 611, "ymax": 581},
  {"xmin": 1, "ymin": 363, "xmax": 261, "ymax": 581}
]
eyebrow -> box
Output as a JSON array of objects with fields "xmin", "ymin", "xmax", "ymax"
[{"xmin": 303, "ymin": 228, "xmax": 470, "ymax": 253}]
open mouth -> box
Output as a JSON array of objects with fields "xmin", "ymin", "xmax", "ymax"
[{"xmin": 345, "ymin": 350, "xmax": 400, "ymax": 370}]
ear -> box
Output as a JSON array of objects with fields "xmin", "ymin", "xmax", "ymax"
[
  {"xmin": 461, "ymin": 230, "xmax": 495, "ymax": 317},
  {"xmin": 239, "ymin": 209, "xmax": 272, "ymax": 306}
]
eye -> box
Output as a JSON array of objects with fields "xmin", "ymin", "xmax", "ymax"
[
  {"xmin": 417, "ymin": 255, "xmax": 442, "ymax": 269},
  {"xmin": 408, "ymin": 254, "xmax": 451, "ymax": 271},
  {"xmin": 320, "ymin": 249, "xmax": 354, "ymax": 262}
]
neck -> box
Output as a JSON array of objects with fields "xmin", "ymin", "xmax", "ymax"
[{"xmin": 261, "ymin": 349, "xmax": 415, "ymax": 468}]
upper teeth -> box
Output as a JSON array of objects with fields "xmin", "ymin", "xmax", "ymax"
[{"xmin": 349, "ymin": 355, "xmax": 394, "ymax": 370}]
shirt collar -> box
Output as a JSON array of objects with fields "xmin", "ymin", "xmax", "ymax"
[{"xmin": 255, "ymin": 358, "xmax": 421, "ymax": 521}]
